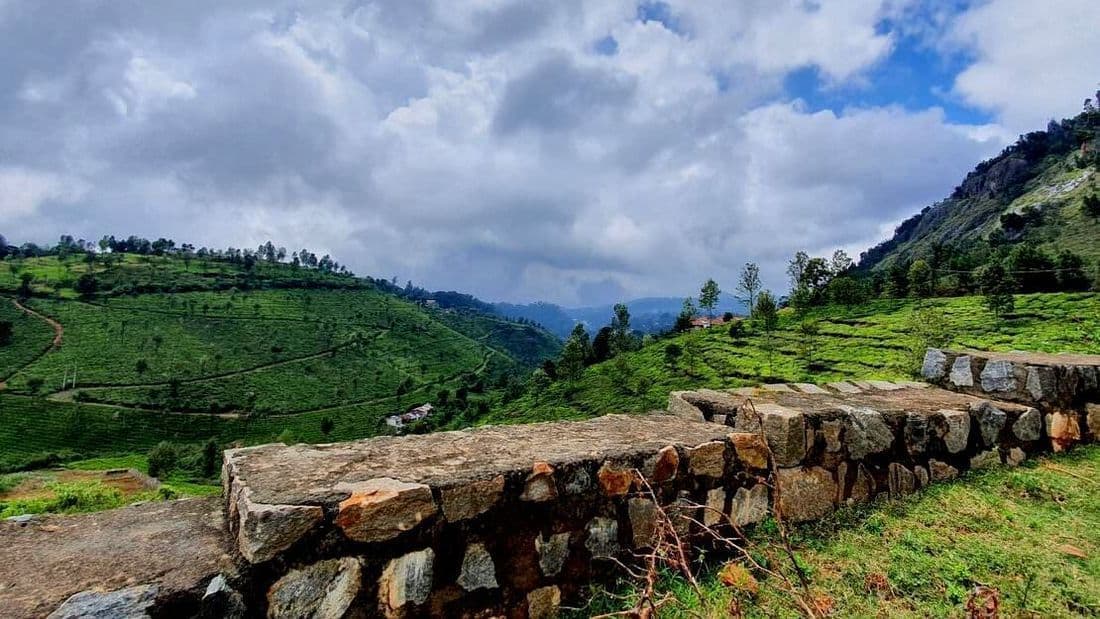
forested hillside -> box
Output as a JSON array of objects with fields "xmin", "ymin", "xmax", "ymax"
[
  {"xmin": 860, "ymin": 97, "xmax": 1100, "ymax": 273},
  {"xmin": 0, "ymin": 239, "xmax": 560, "ymax": 474}
]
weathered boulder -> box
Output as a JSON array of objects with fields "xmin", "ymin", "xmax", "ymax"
[
  {"xmin": 1013, "ymin": 408, "xmax": 1043, "ymax": 441},
  {"xmin": 776, "ymin": 467, "xmax": 836, "ymax": 522},
  {"xmin": 201, "ymin": 575, "xmax": 245, "ymax": 619},
  {"xmin": 237, "ymin": 493, "xmax": 323, "ymax": 563},
  {"xmin": 628, "ymin": 498, "xmax": 658, "ymax": 548},
  {"xmin": 1006, "ymin": 447, "xmax": 1026, "ymax": 467},
  {"xmin": 729, "ymin": 485, "xmax": 769, "ymax": 527},
  {"xmin": 597, "ymin": 461, "xmax": 636, "ymax": 496},
  {"xmin": 562, "ymin": 467, "xmax": 592, "ymax": 495},
  {"xmin": 970, "ymin": 450, "xmax": 1000, "ymax": 470},
  {"xmin": 379, "ymin": 549, "xmax": 434, "ymax": 613},
  {"xmin": 457, "ymin": 543, "xmax": 498, "ymax": 591},
  {"xmin": 1088, "ymin": 404, "xmax": 1100, "ymax": 438},
  {"xmin": 335, "ymin": 478, "xmax": 436, "ymax": 543},
  {"xmin": 643, "ymin": 445, "xmax": 680, "ymax": 482},
  {"xmin": 971, "ymin": 402, "xmax": 1006, "ymax": 446},
  {"xmin": 914, "ymin": 465, "xmax": 929, "ymax": 488},
  {"xmin": 1025, "ymin": 366, "xmax": 1057, "ymax": 402},
  {"xmin": 521, "ymin": 462, "xmax": 557, "ymax": 502},
  {"xmin": 704, "ymin": 488, "xmax": 726, "ymax": 526},
  {"xmin": 938, "ymin": 409, "xmax": 970, "ymax": 453},
  {"xmin": 929, "ymin": 459, "xmax": 958, "ymax": 481},
  {"xmin": 535, "ymin": 532, "xmax": 571, "ymax": 577},
  {"xmin": 668, "ymin": 391, "xmax": 704, "ymax": 421},
  {"xmin": 439, "ymin": 475, "xmax": 504, "ymax": 521},
  {"xmin": 949, "ymin": 356, "xmax": 974, "ymax": 387},
  {"xmin": 841, "ymin": 406, "xmax": 893, "ymax": 460},
  {"xmin": 736, "ymin": 404, "xmax": 806, "ymax": 466},
  {"xmin": 48, "ymin": 585, "xmax": 158, "ymax": 619},
  {"xmin": 527, "ymin": 586, "xmax": 561, "ymax": 619},
  {"xmin": 980, "ymin": 360, "xmax": 1017, "ymax": 393},
  {"xmin": 821, "ymin": 420, "xmax": 843, "ymax": 453},
  {"xmin": 904, "ymin": 413, "xmax": 929, "ymax": 455},
  {"xmin": 921, "ymin": 348, "xmax": 948, "ymax": 381},
  {"xmin": 585, "ymin": 518, "xmax": 619, "ymax": 559},
  {"xmin": 848, "ymin": 464, "xmax": 875, "ymax": 503},
  {"xmin": 1046, "ymin": 412, "xmax": 1081, "ymax": 452},
  {"xmin": 687, "ymin": 441, "xmax": 727, "ymax": 477},
  {"xmin": 729, "ymin": 432, "xmax": 769, "ymax": 468},
  {"xmin": 887, "ymin": 463, "xmax": 916, "ymax": 497},
  {"xmin": 268, "ymin": 558, "xmax": 361, "ymax": 619}
]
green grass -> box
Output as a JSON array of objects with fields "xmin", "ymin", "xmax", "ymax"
[
  {"xmin": 484, "ymin": 292, "xmax": 1100, "ymax": 426},
  {"xmin": 0, "ymin": 298, "xmax": 56, "ymax": 380},
  {"xmin": 583, "ymin": 446, "xmax": 1100, "ymax": 618}
]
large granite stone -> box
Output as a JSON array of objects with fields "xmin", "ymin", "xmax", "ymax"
[
  {"xmin": 729, "ymin": 485, "xmax": 769, "ymax": 527},
  {"xmin": 980, "ymin": 359, "xmax": 1017, "ymax": 393},
  {"xmin": 972, "ymin": 401, "xmax": 1007, "ymax": 446},
  {"xmin": 737, "ymin": 404, "xmax": 806, "ymax": 466},
  {"xmin": 378, "ymin": 549, "xmax": 434, "ymax": 613},
  {"xmin": 904, "ymin": 413, "xmax": 929, "ymax": 455},
  {"xmin": 457, "ymin": 543, "xmax": 498, "ymax": 591},
  {"xmin": 938, "ymin": 409, "xmax": 970, "ymax": 453},
  {"xmin": 48, "ymin": 585, "xmax": 158, "ymax": 619},
  {"xmin": 887, "ymin": 463, "xmax": 916, "ymax": 497},
  {"xmin": 598, "ymin": 461, "xmax": 637, "ymax": 496},
  {"xmin": 950, "ymin": 356, "xmax": 974, "ymax": 387},
  {"xmin": 1012, "ymin": 408, "xmax": 1042, "ymax": 441},
  {"xmin": 439, "ymin": 475, "xmax": 504, "ymax": 521},
  {"xmin": 1025, "ymin": 366, "xmax": 1057, "ymax": 402},
  {"xmin": 1046, "ymin": 412, "xmax": 1081, "ymax": 452},
  {"xmin": 922, "ymin": 348, "xmax": 948, "ymax": 381},
  {"xmin": 585, "ymin": 517, "xmax": 619, "ymax": 559},
  {"xmin": 704, "ymin": 488, "xmax": 727, "ymax": 526},
  {"xmin": 929, "ymin": 459, "xmax": 958, "ymax": 482},
  {"xmin": 841, "ymin": 406, "xmax": 893, "ymax": 460},
  {"xmin": 776, "ymin": 467, "xmax": 836, "ymax": 522},
  {"xmin": 268, "ymin": 558, "xmax": 361, "ymax": 619},
  {"xmin": 521, "ymin": 462, "xmax": 557, "ymax": 502},
  {"xmin": 687, "ymin": 441, "xmax": 727, "ymax": 477},
  {"xmin": 527, "ymin": 586, "xmax": 561, "ymax": 619},
  {"xmin": 237, "ymin": 494, "xmax": 323, "ymax": 563},
  {"xmin": 335, "ymin": 478, "xmax": 436, "ymax": 543},
  {"xmin": 536, "ymin": 532, "xmax": 571, "ymax": 577},
  {"xmin": 201, "ymin": 575, "xmax": 245, "ymax": 619},
  {"xmin": 628, "ymin": 498, "xmax": 658, "ymax": 548},
  {"xmin": 643, "ymin": 445, "xmax": 680, "ymax": 482},
  {"xmin": 729, "ymin": 432, "xmax": 769, "ymax": 468}
]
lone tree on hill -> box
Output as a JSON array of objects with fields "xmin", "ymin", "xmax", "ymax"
[
  {"xmin": 675, "ymin": 297, "xmax": 697, "ymax": 332},
  {"xmin": 737, "ymin": 262, "xmax": 761, "ymax": 316},
  {"xmin": 908, "ymin": 259, "xmax": 934, "ymax": 298},
  {"xmin": 754, "ymin": 290, "xmax": 780, "ymax": 371},
  {"xmin": 978, "ymin": 263, "xmax": 1015, "ymax": 317},
  {"xmin": 698, "ymin": 279, "xmax": 720, "ymax": 318}
]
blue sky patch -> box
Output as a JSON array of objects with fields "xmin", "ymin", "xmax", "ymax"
[
  {"xmin": 637, "ymin": 1, "xmax": 683, "ymax": 34},
  {"xmin": 594, "ymin": 35, "xmax": 618, "ymax": 56}
]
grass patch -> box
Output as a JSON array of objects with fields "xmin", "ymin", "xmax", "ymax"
[{"xmin": 583, "ymin": 447, "xmax": 1100, "ymax": 618}]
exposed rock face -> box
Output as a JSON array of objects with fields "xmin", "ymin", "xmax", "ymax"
[
  {"xmin": 598, "ymin": 461, "xmax": 636, "ymax": 496},
  {"xmin": 440, "ymin": 475, "xmax": 504, "ymax": 521},
  {"xmin": 536, "ymin": 532, "xmax": 571, "ymax": 577},
  {"xmin": 888, "ymin": 463, "xmax": 916, "ymax": 497},
  {"xmin": 704, "ymin": 488, "xmax": 726, "ymax": 526},
  {"xmin": 842, "ymin": 406, "xmax": 893, "ymax": 460},
  {"xmin": 457, "ymin": 543, "xmax": 498, "ymax": 592},
  {"xmin": 48, "ymin": 585, "xmax": 158, "ymax": 619},
  {"xmin": 980, "ymin": 360, "xmax": 1017, "ymax": 393},
  {"xmin": 1046, "ymin": 412, "xmax": 1081, "ymax": 452},
  {"xmin": 379, "ymin": 549, "xmax": 434, "ymax": 614},
  {"xmin": 729, "ymin": 485, "xmax": 769, "ymax": 527},
  {"xmin": 585, "ymin": 518, "xmax": 619, "ymax": 558},
  {"xmin": 1026, "ymin": 366, "xmax": 1057, "ymax": 402},
  {"xmin": 1006, "ymin": 447, "xmax": 1027, "ymax": 467},
  {"xmin": 335, "ymin": 478, "xmax": 436, "ymax": 543},
  {"xmin": 929, "ymin": 460, "xmax": 958, "ymax": 482},
  {"xmin": 776, "ymin": 467, "xmax": 836, "ymax": 522},
  {"xmin": 644, "ymin": 445, "xmax": 680, "ymax": 482},
  {"xmin": 237, "ymin": 495, "xmax": 323, "ymax": 563},
  {"xmin": 848, "ymin": 464, "xmax": 875, "ymax": 504},
  {"xmin": 268, "ymin": 558, "xmax": 361, "ymax": 619},
  {"xmin": 904, "ymin": 413, "xmax": 929, "ymax": 455},
  {"xmin": 922, "ymin": 348, "xmax": 948, "ymax": 381},
  {"xmin": 950, "ymin": 356, "xmax": 974, "ymax": 387},
  {"xmin": 1013, "ymin": 408, "xmax": 1042, "ymax": 441}
]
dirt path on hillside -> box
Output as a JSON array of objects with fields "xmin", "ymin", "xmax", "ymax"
[{"xmin": 0, "ymin": 298, "xmax": 64, "ymax": 390}]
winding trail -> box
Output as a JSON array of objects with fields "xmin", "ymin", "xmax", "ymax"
[{"xmin": 0, "ymin": 297, "xmax": 64, "ymax": 390}]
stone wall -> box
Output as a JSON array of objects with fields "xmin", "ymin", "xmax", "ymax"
[{"xmin": 7, "ymin": 349, "xmax": 1098, "ymax": 618}]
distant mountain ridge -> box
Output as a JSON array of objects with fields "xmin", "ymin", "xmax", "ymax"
[
  {"xmin": 859, "ymin": 104, "xmax": 1100, "ymax": 272},
  {"xmin": 495, "ymin": 293, "xmax": 748, "ymax": 339}
]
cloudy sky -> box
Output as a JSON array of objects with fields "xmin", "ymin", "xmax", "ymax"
[{"xmin": 1, "ymin": 1, "xmax": 1097, "ymax": 305}]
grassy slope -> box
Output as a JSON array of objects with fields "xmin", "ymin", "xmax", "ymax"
[
  {"xmin": 584, "ymin": 446, "xmax": 1100, "ymax": 618},
  {"xmin": 483, "ymin": 293, "xmax": 1100, "ymax": 426},
  {"xmin": 0, "ymin": 299, "xmax": 55, "ymax": 380}
]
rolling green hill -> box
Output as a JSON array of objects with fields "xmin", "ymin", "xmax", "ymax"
[
  {"xmin": 477, "ymin": 292, "xmax": 1100, "ymax": 427},
  {"xmin": 0, "ymin": 250, "xmax": 560, "ymax": 471},
  {"xmin": 860, "ymin": 105, "xmax": 1100, "ymax": 271}
]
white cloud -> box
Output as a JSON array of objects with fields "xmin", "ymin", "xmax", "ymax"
[
  {"xmin": 0, "ymin": 167, "xmax": 88, "ymax": 225},
  {"xmin": 947, "ymin": 0, "xmax": 1100, "ymax": 132}
]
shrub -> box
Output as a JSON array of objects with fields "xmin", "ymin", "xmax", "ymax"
[{"xmin": 147, "ymin": 441, "xmax": 179, "ymax": 479}]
